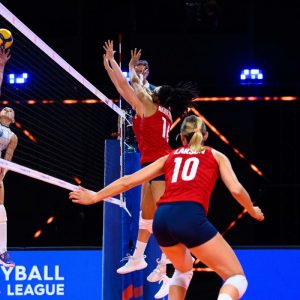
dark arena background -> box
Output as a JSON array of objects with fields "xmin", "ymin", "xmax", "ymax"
[{"xmin": 0, "ymin": 1, "xmax": 299, "ymax": 299}]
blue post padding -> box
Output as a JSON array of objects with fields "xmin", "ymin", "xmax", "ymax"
[
  {"xmin": 102, "ymin": 140, "xmax": 123, "ymax": 300},
  {"xmin": 121, "ymin": 151, "xmax": 144, "ymax": 299},
  {"xmin": 122, "ymin": 152, "xmax": 168, "ymax": 300},
  {"xmin": 103, "ymin": 140, "xmax": 168, "ymax": 299}
]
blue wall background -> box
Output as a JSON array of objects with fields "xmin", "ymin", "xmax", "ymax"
[{"xmin": 236, "ymin": 249, "xmax": 300, "ymax": 300}]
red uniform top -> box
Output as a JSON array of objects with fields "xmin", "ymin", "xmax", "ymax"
[
  {"xmin": 139, "ymin": 106, "xmax": 172, "ymax": 164},
  {"xmin": 157, "ymin": 146, "xmax": 219, "ymax": 214},
  {"xmin": 132, "ymin": 114, "xmax": 141, "ymax": 151}
]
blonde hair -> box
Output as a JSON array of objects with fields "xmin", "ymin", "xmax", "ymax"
[{"xmin": 180, "ymin": 115, "xmax": 206, "ymax": 152}]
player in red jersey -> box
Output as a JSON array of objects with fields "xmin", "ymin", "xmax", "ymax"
[
  {"xmin": 127, "ymin": 51, "xmax": 196, "ymax": 286},
  {"xmin": 103, "ymin": 42, "xmax": 168, "ymax": 277},
  {"xmin": 103, "ymin": 41, "xmax": 197, "ymax": 296},
  {"xmin": 70, "ymin": 114, "xmax": 264, "ymax": 300}
]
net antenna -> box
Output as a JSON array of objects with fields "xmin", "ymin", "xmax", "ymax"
[
  {"xmin": 0, "ymin": 2, "xmax": 131, "ymax": 216},
  {"xmin": 118, "ymin": 33, "xmax": 124, "ymax": 209},
  {"xmin": 117, "ymin": 33, "xmax": 132, "ymax": 217}
]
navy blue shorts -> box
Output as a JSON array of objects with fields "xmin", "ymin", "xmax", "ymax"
[
  {"xmin": 153, "ymin": 202, "xmax": 218, "ymax": 248},
  {"xmin": 141, "ymin": 162, "xmax": 165, "ymax": 182}
]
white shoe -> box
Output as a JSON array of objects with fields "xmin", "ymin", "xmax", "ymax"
[
  {"xmin": 154, "ymin": 275, "xmax": 170, "ymax": 299},
  {"xmin": 116, "ymin": 254, "xmax": 147, "ymax": 274},
  {"xmin": 147, "ymin": 258, "xmax": 167, "ymax": 282}
]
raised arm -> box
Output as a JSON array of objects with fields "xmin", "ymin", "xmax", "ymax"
[
  {"xmin": 129, "ymin": 49, "xmax": 157, "ymax": 116},
  {"xmin": 69, "ymin": 155, "xmax": 168, "ymax": 205},
  {"xmin": 0, "ymin": 48, "xmax": 11, "ymax": 95},
  {"xmin": 213, "ymin": 149, "xmax": 264, "ymax": 221},
  {"xmin": 103, "ymin": 40, "xmax": 143, "ymax": 116}
]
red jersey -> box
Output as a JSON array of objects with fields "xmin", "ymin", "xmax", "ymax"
[
  {"xmin": 157, "ymin": 146, "xmax": 219, "ymax": 214},
  {"xmin": 132, "ymin": 114, "xmax": 141, "ymax": 150},
  {"xmin": 139, "ymin": 106, "xmax": 172, "ymax": 164}
]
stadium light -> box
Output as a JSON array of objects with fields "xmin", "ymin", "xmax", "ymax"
[
  {"xmin": 7, "ymin": 72, "xmax": 29, "ymax": 84},
  {"xmin": 240, "ymin": 68, "xmax": 263, "ymax": 84}
]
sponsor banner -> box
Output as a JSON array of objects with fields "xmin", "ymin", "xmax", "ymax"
[{"xmin": 0, "ymin": 250, "xmax": 102, "ymax": 299}]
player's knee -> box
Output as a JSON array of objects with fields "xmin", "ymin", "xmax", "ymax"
[
  {"xmin": 170, "ymin": 269, "xmax": 193, "ymax": 290},
  {"xmin": 139, "ymin": 211, "xmax": 153, "ymax": 233},
  {"xmin": 217, "ymin": 294, "xmax": 233, "ymax": 300},
  {"xmin": 0, "ymin": 204, "xmax": 7, "ymax": 222},
  {"xmin": 223, "ymin": 274, "xmax": 248, "ymax": 298}
]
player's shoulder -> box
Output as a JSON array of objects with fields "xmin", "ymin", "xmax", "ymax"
[
  {"xmin": 209, "ymin": 148, "xmax": 230, "ymax": 165},
  {"xmin": 9, "ymin": 131, "xmax": 18, "ymax": 143}
]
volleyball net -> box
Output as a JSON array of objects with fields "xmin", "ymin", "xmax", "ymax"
[{"xmin": 0, "ymin": 3, "xmax": 129, "ymax": 246}]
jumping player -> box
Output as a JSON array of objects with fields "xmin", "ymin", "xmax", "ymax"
[
  {"xmin": 103, "ymin": 40, "xmax": 197, "ymax": 298},
  {"xmin": 0, "ymin": 48, "xmax": 17, "ymax": 268}
]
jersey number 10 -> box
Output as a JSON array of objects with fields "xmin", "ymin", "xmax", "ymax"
[{"xmin": 171, "ymin": 157, "xmax": 199, "ymax": 183}]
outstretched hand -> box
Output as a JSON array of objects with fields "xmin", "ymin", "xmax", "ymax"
[
  {"xmin": 129, "ymin": 48, "xmax": 141, "ymax": 69},
  {"xmin": 0, "ymin": 48, "xmax": 11, "ymax": 66},
  {"xmin": 129, "ymin": 48, "xmax": 142, "ymax": 84},
  {"xmin": 103, "ymin": 40, "xmax": 115, "ymax": 60},
  {"xmin": 249, "ymin": 206, "xmax": 265, "ymax": 221},
  {"xmin": 69, "ymin": 186, "xmax": 95, "ymax": 205}
]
